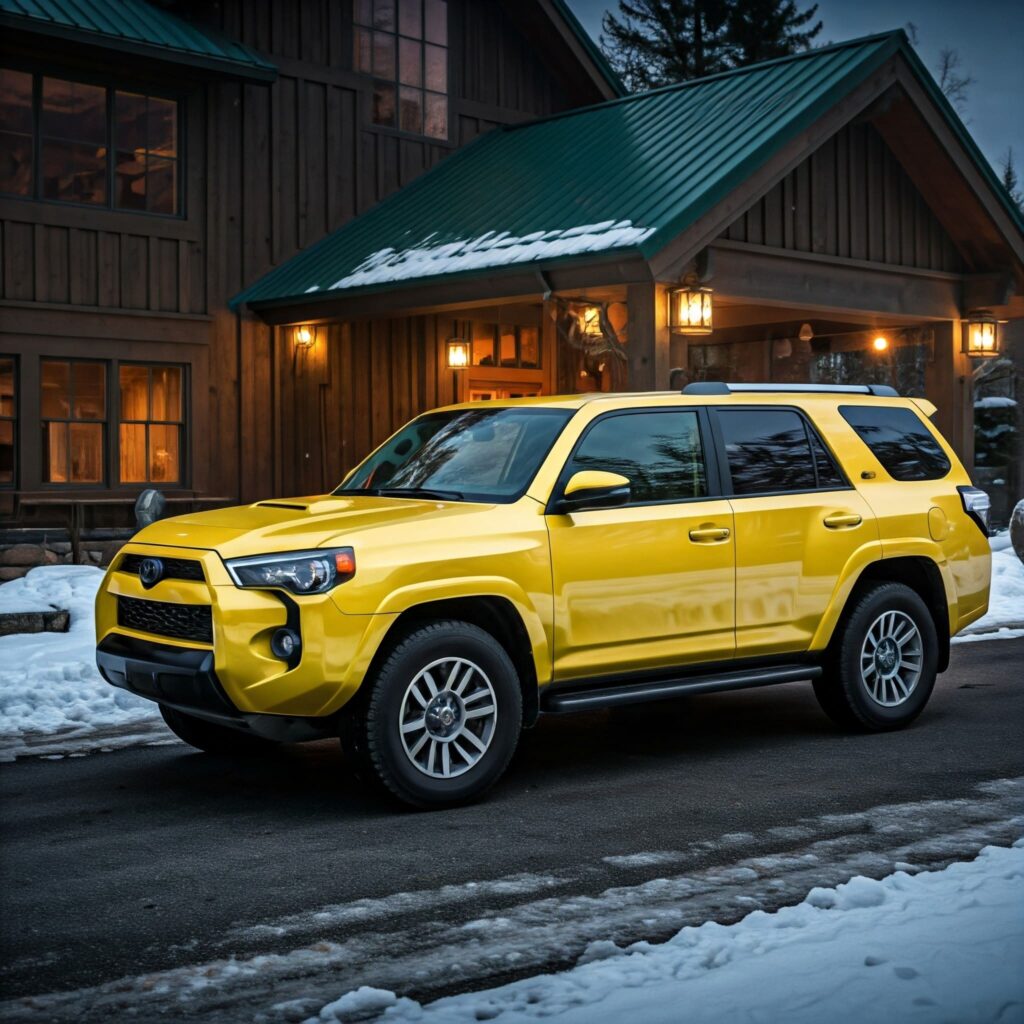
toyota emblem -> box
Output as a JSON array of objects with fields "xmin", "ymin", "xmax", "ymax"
[{"xmin": 139, "ymin": 557, "xmax": 164, "ymax": 589}]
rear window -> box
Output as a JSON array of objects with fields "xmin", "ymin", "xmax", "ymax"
[{"xmin": 839, "ymin": 405, "xmax": 950, "ymax": 481}]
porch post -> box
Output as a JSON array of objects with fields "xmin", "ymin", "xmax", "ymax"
[
  {"xmin": 625, "ymin": 282, "xmax": 671, "ymax": 390},
  {"xmin": 925, "ymin": 320, "xmax": 974, "ymax": 472}
]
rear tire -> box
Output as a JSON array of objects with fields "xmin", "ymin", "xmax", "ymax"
[
  {"xmin": 353, "ymin": 620, "xmax": 522, "ymax": 809},
  {"xmin": 813, "ymin": 582, "xmax": 938, "ymax": 732},
  {"xmin": 159, "ymin": 705, "xmax": 277, "ymax": 755}
]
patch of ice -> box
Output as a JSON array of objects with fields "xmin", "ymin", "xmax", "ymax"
[{"xmin": 324, "ymin": 221, "xmax": 655, "ymax": 292}]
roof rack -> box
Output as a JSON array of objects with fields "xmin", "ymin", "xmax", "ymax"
[{"xmin": 681, "ymin": 382, "xmax": 900, "ymax": 397}]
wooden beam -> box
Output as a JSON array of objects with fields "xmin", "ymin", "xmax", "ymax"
[
  {"xmin": 625, "ymin": 281, "xmax": 670, "ymax": 390},
  {"xmin": 0, "ymin": 300, "xmax": 213, "ymax": 345},
  {"xmin": 925, "ymin": 320, "xmax": 973, "ymax": 469},
  {"xmin": 705, "ymin": 242, "xmax": 961, "ymax": 321}
]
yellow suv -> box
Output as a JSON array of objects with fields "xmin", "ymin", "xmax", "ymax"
[{"xmin": 96, "ymin": 383, "xmax": 992, "ymax": 807}]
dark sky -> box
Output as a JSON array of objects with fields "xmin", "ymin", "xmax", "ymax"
[{"xmin": 566, "ymin": 0, "xmax": 1023, "ymax": 178}]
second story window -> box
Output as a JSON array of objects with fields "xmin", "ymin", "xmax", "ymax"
[
  {"xmin": 0, "ymin": 358, "xmax": 15, "ymax": 486},
  {"xmin": 0, "ymin": 69, "xmax": 180, "ymax": 215},
  {"xmin": 354, "ymin": 0, "xmax": 448, "ymax": 140}
]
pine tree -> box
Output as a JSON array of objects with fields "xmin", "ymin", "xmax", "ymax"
[
  {"xmin": 1001, "ymin": 148, "xmax": 1024, "ymax": 214},
  {"xmin": 601, "ymin": 0, "xmax": 822, "ymax": 91}
]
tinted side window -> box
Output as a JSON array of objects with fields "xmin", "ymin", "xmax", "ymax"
[
  {"xmin": 807, "ymin": 427, "xmax": 846, "ymax": 489},
  {"xmin": 567, "ymin": 411, "xmax": 707, "ymax": 504},
  {"xmin": 839, "ymin": 406, "xmax": 950, "ymax": 481},
  {"xmin": 717, "ymin": 409, "xmax": 816, "ymax": 494}
]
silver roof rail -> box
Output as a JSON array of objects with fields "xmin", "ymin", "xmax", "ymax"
[{"xmin": 681, "ymin": 382, "xmax": 900, "ymax": 397}]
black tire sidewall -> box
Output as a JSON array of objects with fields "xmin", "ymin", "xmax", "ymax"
[
  {"xmin": 836, "ymin": 583, "xmax": 938, "ymax": 730},
  {"xmin": 365, "ymin": 621, "xmax": 522, "ymax": 807}
]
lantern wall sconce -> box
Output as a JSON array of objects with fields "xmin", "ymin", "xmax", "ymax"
[
  {"xmin": 963, "ymin": 310, "xmax": 1003, "ymax": 358},
  {"xmin": 578, "ymin": 305, "xmax": 604, "ymax": 338},
  {"xmin": 446, "ymin": 338, "xmax": 470, "ymax": 369},
  {"xmin": 294, "ymin": 325, "xmax": 315, "ymax": 347},
  {"xmin": 668, "ymin": 282, "xmax": 713, "ymax": 335}
]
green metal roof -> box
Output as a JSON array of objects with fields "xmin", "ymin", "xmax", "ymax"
[
  {"xmin": 232, "ymin": 31, "xmax": 1020, "ymax": 312},
  {"xmin": 0, "ymin": 0, "xmax": 276, "ymax": 82}
]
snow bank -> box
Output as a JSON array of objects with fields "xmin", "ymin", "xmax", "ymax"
[
  {"xmin": 974, "ymin": 395, "xmax": 1017, "ymax": 409},
  {"xmin": 0, "ymin": 566, "xmax": 163, "ymax": 759},
  {"xmin": 326, "ymin": 221, "xmax": 655, "ymax": 292},
  {"xmin": 313, "ymin": 841, "xmax": 1024, "ymax": 1023}
]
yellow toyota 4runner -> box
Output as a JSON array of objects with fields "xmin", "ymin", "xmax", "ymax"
[{"xmin": 96, "ymin": 383, "xmax": 992, "ymax": 807}]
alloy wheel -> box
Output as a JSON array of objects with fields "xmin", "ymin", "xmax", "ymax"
[{"xmin": 859, "ymin": 610, "xmax": 924, "ymax": 707}]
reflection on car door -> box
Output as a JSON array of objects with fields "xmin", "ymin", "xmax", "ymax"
[
  {"xmin": 547, "ymin": 408, "xmax": 736, "ymax": 682},
  {"xmin": 714, "ymin": 406, "xmax": 877, "ymax": 657}
]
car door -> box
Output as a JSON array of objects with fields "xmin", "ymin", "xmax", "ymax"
[
  {"xmin": 712, "ymin": 405, "xmax": 877, "ymax": 658},
  {"xmin": 546, "ymin": 407, "xmax": 735, "ymax": 682}
]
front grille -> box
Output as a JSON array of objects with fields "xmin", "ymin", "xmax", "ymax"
[
  {"xmin": 117, "ymin": 596, "xmax": 213, "ymax": 644},
  {"xmin": 118, "ymin": 553, "xmax": 205, "ymax": 582}
]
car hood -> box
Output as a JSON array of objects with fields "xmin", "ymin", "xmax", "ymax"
[{"xmin": 130, "ymin": 494, "xmax": 494, "ymax": 559}]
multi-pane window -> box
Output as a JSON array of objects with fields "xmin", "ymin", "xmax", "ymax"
[
  {"xmin": 354, "ymin": 0, "xmax": 448, "ymax": 139},
  {"xmin": 119, "ymin": 364, "xmax": 184, "ymax": 484},
  {"xmin": 471, "ymin": 323, "xmax": 541, "ymax": 368},
  {"xmin": 0, "ymin": 358, "xmax": 15, "ymax": 486},
  {"xmin": 0, "ymin": 69, "xmax": 180, "ymax": 214},
  {"xmin": 41, "ymin": 360, "xmax": 106, "ymax": 484}
]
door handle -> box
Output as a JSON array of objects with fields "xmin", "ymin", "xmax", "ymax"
[
  {"xmin": 689, "ymin": 526, "xmax": 731, "ymax": 542},
  {"xmin": 823, "ymin": 513, "xmax": 862, "ymax": 529}
]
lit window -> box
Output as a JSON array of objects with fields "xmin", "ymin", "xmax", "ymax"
[
  {"xmin": 41, "ymin": 360, "xmax": 106, "ymax": 484},
  {"xmin": 354, "ymin": 0, "xmax": 448, "ymax": 140},
  {"xmin": 119, "ymin": 364, "xmax": 184, "ymax": 484},
  {"xmin": 470, "ymin": 323, "xmax": 542, "ymax": 368},
  {"xmin": 114, "ymin": 92, "xmax": 179, "ymax": 214},
  {"xmin": 0, "ymin": 357, "xmax": 15, "ymax": 485}
]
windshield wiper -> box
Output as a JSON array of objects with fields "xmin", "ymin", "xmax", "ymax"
[{"xmin": 365, "ymin": 486, "xmax": 466, "ymax": 501}]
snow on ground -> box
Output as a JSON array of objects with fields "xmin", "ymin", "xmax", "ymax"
[
  {"xmin": 313, "ymin": 840, "xmax": 1024, "ymax": 1024},
  {"xmin": 0, "ymin": 566, "xmax": 164, "ymax": 760}
]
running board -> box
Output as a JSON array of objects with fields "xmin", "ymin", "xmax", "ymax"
[{"xmin": 541, "ymin": 663, "xmax": 821, "ymax": 713}]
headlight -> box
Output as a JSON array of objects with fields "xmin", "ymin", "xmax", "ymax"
[{"xmin": 225, "ymin": 548, "xmax": 355, "ymax": 594}]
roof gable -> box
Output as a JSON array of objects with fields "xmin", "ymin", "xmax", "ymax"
[{"xmin": 233, "ymin": 30, "xmax": 1021, "ymax": 312}]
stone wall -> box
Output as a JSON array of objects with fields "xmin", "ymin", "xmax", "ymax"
[{"xmin": 0, "ymin": 529, "xmax": 133, "ymax": 580}]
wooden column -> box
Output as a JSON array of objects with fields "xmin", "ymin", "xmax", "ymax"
[
  {"xmin": 925, "ymin": 320, "xmax": 974, "ymax": 471},
  {"xmin": 626, "ymin": 282, "xmax": 671, "ymax": 390}
]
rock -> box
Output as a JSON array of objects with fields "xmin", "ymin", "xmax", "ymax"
[
  {"xmin": 0, "ymin": 609, "xmax": 70, "ymax": 636},
  {"xmin": 1011, "ymin": 500, "xmax": 1024, "ymax": 564},
  {"xmin": 41, "ymin": 549, "xmax": 60, "ymax": 565},
  {"xmin": 0, "ymin": 543, "xmax": 46, "ymax": 567},
  {"xmin": 0, "ymin": 566, "xmax": 29, "ymax": 582}
]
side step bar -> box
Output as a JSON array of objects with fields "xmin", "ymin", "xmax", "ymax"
[{"xmin": 541, "ymin": 663, "xmax": 821, "ymax": 714}]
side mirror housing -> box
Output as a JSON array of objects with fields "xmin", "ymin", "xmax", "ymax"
[{"xmin": 552, "ymin": 470, "xmax": 631, "ymax": 514}]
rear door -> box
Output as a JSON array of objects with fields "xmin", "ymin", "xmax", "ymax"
[
  {"xmin": 712, "ymin": 405, "xmax": 876, "ymax": 657},
  {"xmin": 547, "ymin": 407, "xmax": 735, "ymax": 681}
]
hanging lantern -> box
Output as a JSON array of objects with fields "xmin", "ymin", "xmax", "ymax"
[
  {"xmin": 446, "ymin": 338, "xmax": 469, "ymax": 368},
  {"xmin": 964, "ymin": 311, "xmax": 1002, "ymax": 358},
  {"xmin": 578, "ymin": 305, "xmax": 604, "ymax": 338},
  {"xmin": 668, "ymin": 284, "xmax": 713, "ymax": 335}
]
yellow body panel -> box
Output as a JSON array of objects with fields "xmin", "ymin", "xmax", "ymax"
[{"xmin": 95, "ymin": 390, "xmax": 991, "ymax": 721}]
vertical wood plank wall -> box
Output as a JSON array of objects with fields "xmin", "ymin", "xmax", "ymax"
[{"xmin": 0, "ymin": 0, "xmax": 589, "ymax": 510}]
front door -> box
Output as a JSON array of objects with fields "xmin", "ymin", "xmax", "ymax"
[
  {"xmin": 547, "ymin": 408, "xmax": 735, "ymax": 682},
  {"xmin": 713, "ymin": 406, "xmax": 877, "ymax": 657}
]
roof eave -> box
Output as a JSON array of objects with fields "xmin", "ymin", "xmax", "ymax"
[{"xmin": 0, "ymin": 14, "xmax": 278, "ymax": 83}]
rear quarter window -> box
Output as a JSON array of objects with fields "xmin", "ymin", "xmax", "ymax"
[{"xmin": 839, "ymin": 405, "xmax": 951, "ymax": 481}]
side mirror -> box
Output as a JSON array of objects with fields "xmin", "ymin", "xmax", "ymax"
[{"xmin": 552, "ymin": 470, "xmax": 631, "ymax": 514}]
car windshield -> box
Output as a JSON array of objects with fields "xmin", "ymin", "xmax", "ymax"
[{"xmin": 335, "ymin": 407, "xmax": 573, "ymax": 503}]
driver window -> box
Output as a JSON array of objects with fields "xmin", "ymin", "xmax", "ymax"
[{"xmin": 566, "ymin": 411, "xmax": 707, "ymax": 504}]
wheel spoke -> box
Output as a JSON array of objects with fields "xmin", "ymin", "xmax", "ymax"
[
  {"xmin": 441, "ymin": 743, "xmax": 451, "ymax": 777},
  {"xmin": 401, "ymin": 717, "xmax": 426, "ymax": 734},
  {"xmin": 427, "ymin": 739, "xmax": 438, "ymax": 774},
  {"xmin": 410, "ymin": 683, "xmax": 430, "ymax": 709},
  {"xmin": 463, "ymin": 688, "xmax": 490, "ymax": 705},
  {"xmin": 408, "ymin": 731, "xmax": 429, "ymax": 758},
  {"xmin": 465, "ymin": 703, "xmax": 495, "ymax": 720},
  {"xmin": 452, "ymin": 740, "xmax": 475, "ymax": 765},
  {"xmin": 460, "ymin": 728, "xmax": 488, "ymax": 754},
  {"xmin": 422, "ymin": 671, "xmax": 439, "ymax": 697}
]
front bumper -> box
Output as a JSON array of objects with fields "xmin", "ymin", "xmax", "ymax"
[{"xmin": 96, "ymin": 633, "xmax": 337, "ymax": 742}]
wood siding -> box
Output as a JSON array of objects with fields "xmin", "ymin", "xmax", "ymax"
[
  {"xmin": 1, "ymin": 0, "xmax": 597, "ymax": 512},
  {"xmin": 719, "ymin": 123, "xmax": 964, "ymax": 273}
]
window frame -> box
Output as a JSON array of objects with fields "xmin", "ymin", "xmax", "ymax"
[
  {"xmin": 0, "ymin": 354, "xmax": 17, "ymax": 489},
  {"xmin": 39, "ymin": 357, "xmax": 109, "ymax": 488},
  {"xmin": 116, "ymin": 360, "xmax": 188, "ymax": 487},
  {"xmin": 708, "ymin": 405, "xmax": 853, "ymax": 499},
  {"xmin": 0, "ymin": 61, "xmax": 185, "ymax": 219},
  {"xmin": 353, "ymin": 0, "xmax": 450, "ymax": 143},
  {"xmin": 550, "ymin": 406, "xmax": 723, "ymax": 511}
]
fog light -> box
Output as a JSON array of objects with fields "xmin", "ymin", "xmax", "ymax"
[{"xmin": 271, "ymin": 628, "xmax": 301, "ymax": 661}]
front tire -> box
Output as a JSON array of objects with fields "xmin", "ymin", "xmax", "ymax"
[
  {"xmin": 813, "ymin": 582, "xmax": 938, "ymax": 731},
  {"xmin": 159, "ymin": 705, "xmax": 277, "ymax": 755},
  {"xmin": 355, "ymin": 620, "xmax": 523, "ymax": 808}
]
